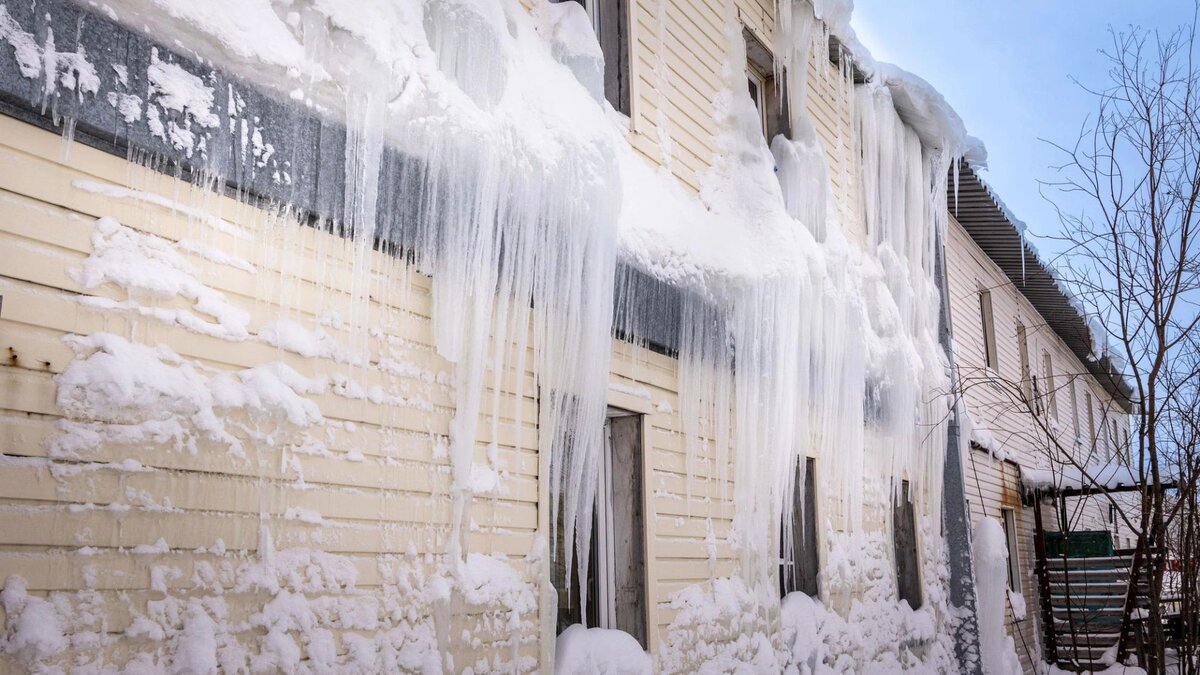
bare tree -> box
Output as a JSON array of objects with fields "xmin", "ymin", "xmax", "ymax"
[{"xmin": 1038, "ymin": 10, "xmax": 1200, "ymax": 674}]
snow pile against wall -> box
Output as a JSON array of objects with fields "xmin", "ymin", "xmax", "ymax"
[
  {"xmin": 775, "ymin": 521, "xmax": 958, "ymax": 673},
  {"xmin": 2, "ymin": 531, "xmax": 538, "ymax": 673},
  {"xmin": 973, "ymin": 518, "xmax": 1023, "ymax": 675},
  {"xmin": 555, "ymin": 625, "xmax": 652, "ymax": 675}
]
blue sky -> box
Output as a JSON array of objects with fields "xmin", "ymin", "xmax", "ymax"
[{"xmin": 850, "ymin": 1, "xmax": 1194, "ymax": 261}]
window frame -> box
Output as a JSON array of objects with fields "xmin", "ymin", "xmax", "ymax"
[
  {"xmin": 892, "ymin": 480, "xmax": 923, "ymax": 609},
  {"xmin": 978, "ymin": 287, "xmax": 999, "ymax": 371},
  {"xmin": 1000, "ymin": 507, "xmax": 1023, "ymax": 594},
  {"xmin": 746, "ymin": 65, "xmax": 769, "ymax": 138},
  {"xmin": 1070, "ymin": 378, "xmax": 1080, "ymax": 437},
  {"xmin": 570, "ymin": 0, "xmax": 631, "ymax": 116},
  {"xmin": 554, "ymin": 405, "xmax": 649, "ymax": 648},
  {"xmin": 1042, "ymin": 350, "xmax": 1057, "ymax": 419},
  {"xmin": 1086, "ymin": 391, "xmax": 1096, "ymax": 450},
  {"xmin": 780, "ymin": 456, "xmax": 820, "ymax": 598},
  {"xmin": 1016, "ymin": 322, "xmax": 1032, "ymax": 402}
]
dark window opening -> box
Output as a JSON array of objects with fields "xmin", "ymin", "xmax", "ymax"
[
  {"xmin": 892, "ymin": 480, "xmax": 922, "ymax": 609},
  {"xmin": 554, "ymin": 408, "xmax": 647, "ymax": 648},
  {"xmin": 1017, "ymin": 322, "xmax": 1032, "ymax": 401},
  {"xmin": 558, "ymin": 0, "xmax": 631, "ymax": 115},
  {"xmin": 1001, "ymin": 508, "xmax": 1022, "ymax": 593},
  {"xmin": 743, "ymin": 27, "xmax": 791, "ymax": 142},
  {"xmin": 780, "ymin": 457, "xmax": 820, "ymax": 597},
  {"xmin": 978, "ymin": 287, "xmax": 998, "ymax": 371}
]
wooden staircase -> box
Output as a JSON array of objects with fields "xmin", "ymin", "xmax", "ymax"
[{"xmin": 1043, "ymin": 553, "xmax": 1145, "ymax": 669}]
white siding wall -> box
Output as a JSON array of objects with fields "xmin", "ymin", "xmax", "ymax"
[{"xmin": 948, "ymin": 215, "xmax": 1132, "ymax": 673}]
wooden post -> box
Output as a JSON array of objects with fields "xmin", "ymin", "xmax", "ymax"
[{"xmin": 1032, "ymin": 496, "xmax": 1058, "ymax": 664}]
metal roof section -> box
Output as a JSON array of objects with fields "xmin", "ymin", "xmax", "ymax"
[{"xmin": 950, "ymin": 162, "xmax": 1134, "ymax": 412}]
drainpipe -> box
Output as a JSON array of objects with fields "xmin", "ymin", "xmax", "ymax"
[{"xmin": 935, "ymin": 221, "xmax": 984, "ymax": 674}]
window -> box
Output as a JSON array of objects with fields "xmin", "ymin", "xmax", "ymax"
[
  {"xmin": 1111, "ymin": 419, "xmax": 1121, "ymax": 460},
  {"xmin": 1070, "ymin": 379, "xmax": 1080, "ymax": 436},
  {"xmin": 555, "ymin": 408, "xmax": 647, "ymax": 646},
  {"xmin": 1016, "ymin": 322, "xmax": 1032, "ymax": 401},
  {"xmin": 562, "ymin": 0, "xmax": 631, "ymax": 115},
  {"xmin": 1042, "ymin": 351, "xmax": 1057, "ymax": 419},
  {"xmin": 781, "ymin": 457, "xmax": 819, "ymax": 597},
  {"xmin": 1086, "ymin": 391, "xmax": 1096, "ymax": 450},
  {"xmin": 1000, "ymin": 508, "xmax": 1022, "ymax": 593},
  {"xmin": 1109, "ymin": 503, "xmax": 1118, "ymax": 533},
  {"xmin": 743, "ymin": 27, "xmax": 790, "ymax": 142},
  {"xmin": 892, "ymin": 480, "xmax": 922, "ymax": 609},
  {"xmin": 978, "ymin": 288, "xmax": 998, "ymax": 371},
  {"xmin": 747, "ymin": 66, "xmax": 768, "ymax": 136}
]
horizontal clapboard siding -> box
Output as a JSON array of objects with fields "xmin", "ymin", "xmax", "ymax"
[{"xmin": 950, "ymin": 215, "xmax": 1131, "ymax": 674}]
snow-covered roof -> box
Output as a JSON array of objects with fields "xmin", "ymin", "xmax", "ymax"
[
  {"xmin": 950, "ymin": 163, "xmax": 1134, "ymax": 412},
  {"xmin": 1020, "ymin": 463, "xmax": 1144, "ymax": 495}
]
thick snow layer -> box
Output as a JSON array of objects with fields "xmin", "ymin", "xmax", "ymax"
[
  {"xmin": 71, "ymin": 216, "xmax": 251, "ymax": 339},
  {"xmin": 1022, "ymin": 463, "xmax": 1142, "ymax": 492},
  {"xmin": 973, "ymin": 518, "xmax": 1023, "ymax": 675},
  {"xmin": 1040, "ymin": 663, "xmax": 1148, "ymax": 675},
  {"xmin": 874, "ymin": 63, "xmax": 987, "ymax": 166},
  {"xmin": 554, "ymin": 624, "xmax": 652, "ymax": 675}
]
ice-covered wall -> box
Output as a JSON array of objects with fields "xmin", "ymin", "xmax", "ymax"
[{"xmin": 0, "ymin": 0, "xmax": 989, "ymax": 671}]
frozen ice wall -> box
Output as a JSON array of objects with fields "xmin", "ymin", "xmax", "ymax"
[
  {"xmin": 2, "ymin": 0, "xmax": 623, "ymax": 670},
  {"xmin": 0, "ymin": 0, "xmax": 982, "ymax": 669},
  {"xmin": 619, "ymin": 0, "xmax": 955, "ymax": 581},
  {"xmin": 615, "ymin": 0, "xmax": 962, "ymax": 668}
]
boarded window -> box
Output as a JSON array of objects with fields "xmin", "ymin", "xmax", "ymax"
[
  {"xmin": 1086, "ymin": 392, "xmax": 1095, "ymax": 441},
  {"xmin": 1016, "ymin": 322, "xmax": 1031, "ymax": 401},
  {"xmin": 893, "ymin": 480, "xmax": 922, "ymax": 609},
  {"xmin": 1070, "ymin": 379, "xmax": 1080, "ymax": 436},
  {"xmin": 554, "ymin": 408, "xmax": 647, "ymax": 647},
  {"xmin": 1042, "ymin": 351, "xmax": 1057, "ymax": 419},
  {"xmin": 978, "ymin": 288, "xmax": 998, "ymax": 371},
  {"xmin": 1001, "ymin": 508, "xmax": 1022, "ymax": 593},
  {"xmin": 559, "ymin": 0, "xmax": 631, "ymax": 115},
  {"xmin": 781, "ymin": 457, "xmax": 819, "ymax": 597}
]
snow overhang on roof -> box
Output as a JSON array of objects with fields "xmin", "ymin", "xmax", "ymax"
[
  {"xmin": 1020, "ymin": 462, "xmax": 1174, "ymax": 499},
  {"xmin": 950, "ymin": 163, "xmax": 1134, "ymax": 413}
]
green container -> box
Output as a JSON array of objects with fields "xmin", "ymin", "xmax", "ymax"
[{"xmin": 1045, "ymin": 531, "xmax": 1114, "ymax": 558}]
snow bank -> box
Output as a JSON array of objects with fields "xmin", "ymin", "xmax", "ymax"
[
  {"xmin": 973, "ymin": 518, "xmax": 1022, "ymax": 675},
  {"xmin": 555, "ymin": 624, "xmax": 651, "ymax": 675}
]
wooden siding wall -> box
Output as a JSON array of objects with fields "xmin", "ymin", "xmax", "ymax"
[
  {"xmin": 0, "ymin": 116, "xmax": 547, "ymax": 670},
  {"xmin": 948, "ymin": 215, "xmax": 1131, "ymax": 673},
  {"xmin": 0, "ymin": 0, "xmax": 871, "ymax": 670},
  {"xmin": 626, "ymin": 0, "xmax": 861, "ymax": 238}
]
